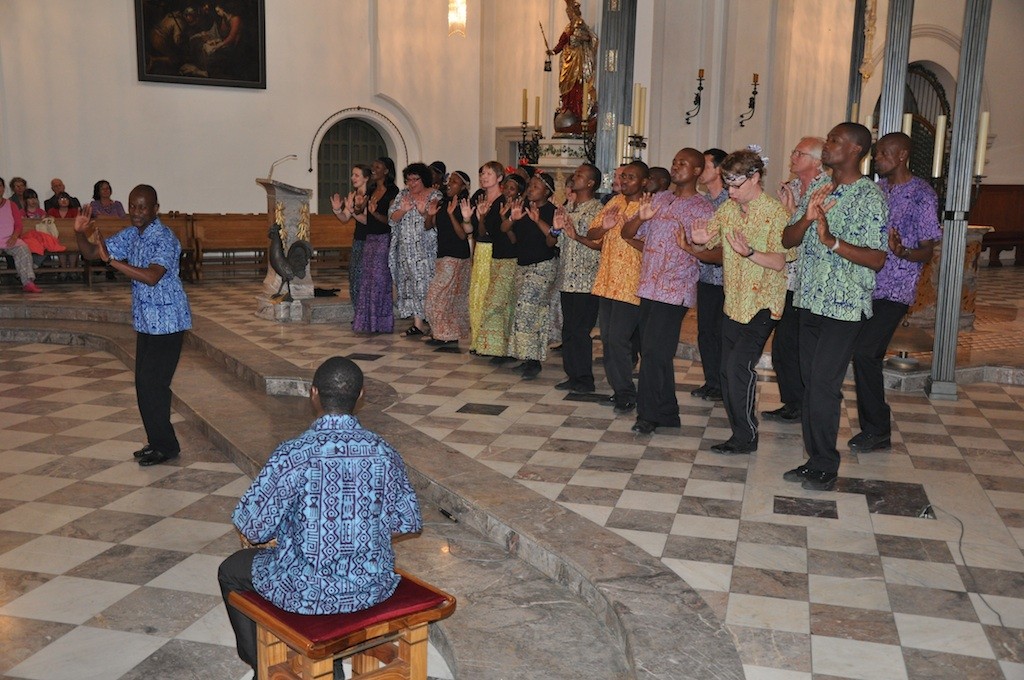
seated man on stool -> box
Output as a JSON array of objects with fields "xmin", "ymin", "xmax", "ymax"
[{"xmin": 219, "ymin": 357, "xmax": 422, "ymax": 680}]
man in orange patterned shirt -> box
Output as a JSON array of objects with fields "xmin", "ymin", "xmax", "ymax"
[{"xmin": 589, "ymin": 161, "xmax": 649, "ymax": 413}]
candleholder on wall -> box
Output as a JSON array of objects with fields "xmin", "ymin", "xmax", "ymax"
[
  {"xmin": 685, "ymin": 69, "xmax": 705, "ymax": 125},
  {"xmin": 518, "ymin": 120, "xmax": 541, "ymax": 165},
  {"xmin": 738, "ymin": 74, "xmax": 759, "ymax": 128}
]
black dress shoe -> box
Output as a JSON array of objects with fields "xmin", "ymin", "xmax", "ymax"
[
  {"xmin": 613, "ymin": 399, "xmax": 636, "ymax": 415},
  {"xmin": 133, "ymin": 444, "xmax": 155, "ymax": 459},
  {"xmin": 571, "ymin": 383, "xmax": 595, "ymax": 394},
  {"xmin": 847, "ymin": 431, "xmax": 891, "ymax": 452},
  {"xmin": 710, "ymin": 439, "xmax": 757, "ymax": 455},
  {"xmin": 138, "ymin": 449, "xmax": 179, "ymax": 466},
  {"xmin": 690, "ymin": 384, "xmax": 711, "ymax": 398},
  {"xmin": 703, "ymin": 388, "xmax": 724, "ymax": 402},
  {"xmin": 520, "ymin": 360, "xmax": 542, "ymax": 380},
  {"xmin": 555, "ymin": 379, "xmax": 576, "ymax": 391},
  {"xmin": 631, "ymin": 418, "xmax": 657, "ymax": 434},
  {"xmin": 762, "ymin": 404, "xmax": 801, "ymax": 423},
  {"xmin": 488, "ymin": 355, "xmax": 514, "ymax": 365}
]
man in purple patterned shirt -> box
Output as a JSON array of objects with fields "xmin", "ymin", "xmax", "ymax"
[{"xmin": 849, "ymin": 133, "xmax": 941, "ymax": 452}]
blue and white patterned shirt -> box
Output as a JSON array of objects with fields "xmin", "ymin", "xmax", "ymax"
[
  {"xmin": 233, "ymin": 413, "xmax": 422, "ymax": 615},
  {"xmin": 104, "ymin": 218, "xmax": 191, "ymax": 335}
]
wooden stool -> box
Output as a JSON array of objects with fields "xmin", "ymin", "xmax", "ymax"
[{"xmin": 228, "ymin": 571, "xmax": 456, "ymax": 680}]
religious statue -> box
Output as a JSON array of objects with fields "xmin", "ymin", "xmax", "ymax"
[{"xmin": 547, "ymin": 0, "xmax": 598, "ymax": 136}]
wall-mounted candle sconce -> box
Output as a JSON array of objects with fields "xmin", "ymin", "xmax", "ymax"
[
  {"xmin": 738, "ymin": 73, "xmax": 759, "ymax": 128},
  {"xmin": 685, "ymin": 68, "xmax": 705, "ymax": 125}
]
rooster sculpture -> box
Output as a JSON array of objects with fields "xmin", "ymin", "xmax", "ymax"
[{"xmin": 267, "ymin": 223, "xmax": 313, "ymax": 302}]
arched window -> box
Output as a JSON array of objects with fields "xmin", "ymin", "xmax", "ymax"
[{"xmin": 316, "ymin": 118, "xmax": 388, "ymax": 213}]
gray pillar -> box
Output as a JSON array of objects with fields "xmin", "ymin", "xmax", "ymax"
[
  {"xmin": 847, "ymin": 0, "xmax": 867, "ymax": 121},
  {"xmin": 595, "ymin": 0, "xmax": 637, "ymax": 191},
  {"xmin": 927, "ymin": 0, "xmax": 992, "ymax": 400},
  {"xmin": 877, "ymin": 0, "xmax": 914, "ymax": 136}
]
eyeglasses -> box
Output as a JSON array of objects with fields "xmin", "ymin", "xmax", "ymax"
[
  {"xmin": 724, "ymin": 176, "xmax": 749, "ymax": 190},
  {"xmin": 791, "ymin": 149, "xmax": 818, "ymax": 159}
]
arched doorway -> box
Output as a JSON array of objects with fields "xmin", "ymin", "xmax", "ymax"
[{"xmin": 316, "ymin": 118, "xmax": 389, "ymax": 213}]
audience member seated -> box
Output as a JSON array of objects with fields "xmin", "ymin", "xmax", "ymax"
[
  {"xmin": 0, "ymin": 177, "xmax": 42, "ymax": 293},
  {"xmin": 20, "ymin": 189, "xmax": 46, "ymax": 220},
  {"xmin": 89, "ymin": 179, "xmax": 126, "ymax": 218},
  {"xmin": 8, "ymin": 177, "xmax": 28, "ymax": 210},
  {"xmin": 47, "ymin": 192, "xmax": 79, "ymax": 219},
  {"xmin": 44, "ymin": 177, "xmax": 81, "ymax": 211},
  {"xmin": 218, "ymin": 356, "xmax": 423, "ymax": 680}
]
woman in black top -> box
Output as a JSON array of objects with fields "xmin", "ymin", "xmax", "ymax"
[
  {"xmin": 504, "ymin": 173, "xmax": 560, "ymax": 379},
  {"xmin": 472, "ymin": 172, "xmax": 524, "ymax": 360},
  {"xmin": 353, "ymin": 157, "xmax": 399, "ymax": 333},
  {"xmin": 467, "ymin": 161, "xmax": 504, "ymax": 349},
  {"xmin": 331, "ymin": 164, "xmax": 371, "ymax": 306},
  {"xmin": 423, "ymin": 170, "xmax": 472, "ymax": 346}
]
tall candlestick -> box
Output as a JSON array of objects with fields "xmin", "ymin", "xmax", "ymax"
[
  {"xmin": 522, "ymin": 89, "xmax": 528, "ymax": 123},
  {"xmin": 535, "ymin": 96, "xmax": 540, "ymax": 128},
  {"xmin": 974, "ymin": 111, "xmax": 989, "ymax": 176},
  {"xmin": 698, "ymin": 68, "xmax": 704, "ymax": 79},
  {"xmin": 752, "ymin": 72, "xmax": 759, "ymax": 84},
  {"xmin": 931, "ymin": 115, "xmax": 947, "ymax": 178},
  {"xmin": 637, "ymin": 86, "xmax": 646, "ymax": 137},
  {"xmin": 902, "ymin": 113, "xmax": 913, "ymax": 136}
]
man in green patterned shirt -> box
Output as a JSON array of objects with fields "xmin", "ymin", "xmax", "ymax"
[{"xmin": 781, "ymin": 123, "xmax": 888, "ymax": 490}]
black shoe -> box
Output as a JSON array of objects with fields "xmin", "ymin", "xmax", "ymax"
[
  {"xmin": 510, "ymin": 361, "xmax": 530, "ymax": 374},
  {"xmin": 572, "ymin": 383, "xmax": 595, "ymax": 394},
  {"xmin": 703, "ymin": 388, "xmax": 723, "ymax": 402},
  {"xmin": 613, "ymin": 399, "xmax": 636, "ymax": 415},
  {"xmin": 555, "ymin": 379, "xmax": 576, "ymax": 391},
  {"xmin": 847, "ymin": 431, "xmax": 891, "ymax": 452},
  {"xmin": 599, "ymin": 395, "xmax": 617, "ymax": 407},
  {"xmin": 762, "ymin": 404, "xmax": 801, "ymax": 423},
  {"xmin": 425, "ymin": 337, "xmax": 451, "ymax": 346},
  {"xmin": 690, "ymin": 384, "xmax": 710, "ymax": 398},
  {"xmin": 783, "ymin": 464, "xmax": 823, "ymax": 483},
  {"xmin": 138, "ymin": 449, "xmax": 179, "ymax": 466},
  {"xmin": 488, "ymin": 355, "xmax": 514, "ymax": 365},
  {"xmin": 801, "ymin": 469, "xmax": 838, "ymax": 491},
  {"xmin": 631, "ymin": 418, "xmax": 657, "ymax": 434},
  {"xmin": 710, "ymin": 439, "xmax": 757, "ymax": 455},
  {"xmin": 133, "ymin": 444, "xmax": 155, "ymax": 459},
  {"xmin": 521, "ymin": 361, "xmax": 542, "ymax": 380}
]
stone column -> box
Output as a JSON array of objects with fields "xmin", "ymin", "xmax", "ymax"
[
  {"xmin": 594, "ymin": 0, "xmax": 637, "ymax": 192},
  {"xmin": 877, "ymin": 0, "xmax": 914, "ymax": 136},
  {"xmin": 928, "ymin": 0, "xmax": 993, "ymax": 400}
]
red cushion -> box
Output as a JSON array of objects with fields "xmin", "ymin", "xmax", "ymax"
[{"xmin": 237, "ymin": 577, "xmax": 448, "ymax": 645}]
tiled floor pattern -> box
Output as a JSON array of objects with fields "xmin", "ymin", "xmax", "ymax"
[
  {"xmin": 0, "ymin": 343, "xmax": 453, "ymax": 680},
  {"xmin": 3, "ymin": 265, "xmax": 1024, "ymax": 678}
]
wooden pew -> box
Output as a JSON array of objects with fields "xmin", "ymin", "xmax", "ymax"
[
  {"xmin": 974, "ymin": 184, "xmax": 1024, "ymax": 266},
  {"xmin": 191, "ymin": 213, "xmax": 269, "ymax": 280},
  {"xmin": 0, "ymin": 217, "xmax": 94, "ymax": 286},
  {"xmin": 309, "ymin": 213, "xmax": 355, "ymax": 274}
]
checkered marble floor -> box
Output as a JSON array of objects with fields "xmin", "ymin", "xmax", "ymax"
[{"xmin": 3, "ymin": 265, "xmax": 1024, "ymax": 679}]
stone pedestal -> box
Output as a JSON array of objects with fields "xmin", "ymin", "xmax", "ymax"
[
  {"xmin": 537, "ymin": 138, "xmax": 590, "ymax": 205},
  {"xmin": 907, "ymin": 225, "xmax": 992, "ymax": 330}
]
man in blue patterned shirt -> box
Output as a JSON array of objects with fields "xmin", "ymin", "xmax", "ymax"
[
  {"xmin": 74, "ymin": 185, "xmax": 191, "ymax": 467},
  {"xmin": 218, "ymin": 356, "xmax": 422, "ymax": 680}
]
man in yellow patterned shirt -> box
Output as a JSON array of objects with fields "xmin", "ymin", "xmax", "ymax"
[
  {"xmin": 693, "ymin": 149, "xmax": 791, "ymax": 454},
  {"xmin": 589, "ymin": 161, "xmax": 648, "ymax": 413}
]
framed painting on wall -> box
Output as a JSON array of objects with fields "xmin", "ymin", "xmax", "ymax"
[{"xmin": 135, "ymin": 0, "xmax": 266, "ymax": 89}]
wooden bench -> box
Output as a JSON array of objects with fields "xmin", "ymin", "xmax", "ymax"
[
  {"xmin": 192, "ymin": 213, "xmax": 269, "ymax": 280},
  {"xmin": 309, "ymin": 213, "xmax": 355, "ymax": 274},
  {"xmin": 227, "ymin": 572, "xmax": 456, "ymax": 680},
  {"xmin": 0, "ymin": 217, "xmax": 97, "ymax": 286},
  {"xmin": 974, "ymin": 184, "xmax": 1024, "ymax": 266}
]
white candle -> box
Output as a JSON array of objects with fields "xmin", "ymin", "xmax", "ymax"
[
  {"xmin": 850, "ymin": 101, "xmax": 859, "ymax": 123},
  {"xmin": 641, "ymin": 86, "xmax": 648, "ymax": 137},
  {"xmin": 974, "ymin": 111, "xmax": 989, "ymax": 177},
  {"xmin": 624, "ymin": 125, "xmax": 633, "ymax": 160},
  {"xmin": 632, "ymin": 83, "xmax": 641, "ymax": 130},
  {"xmin": 865, "ymin": 114, "xmax": 873, "ymax": 132},
  {"xmin": 931, "ymin": 115, "xmax": 947, "ymax": 178},
  {"xmin": 522, "ymin": 89, "xmax": 528, "ymax": 123},
  {"xmin": 535, "ymin": 96, "xmax": 540, "ymax": 128},
  {"xmin": 616, "ymin": 125, "xmax": 626, "ymax": 163},
  {"xmin": 902, "ymin": 113, "xmax": 913, "ymax": 136}
]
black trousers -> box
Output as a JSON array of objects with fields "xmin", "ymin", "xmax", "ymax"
[
  {"xmin": 696, "ymin": 282, "xmax": 725, "ymax": 390},
  {"xmin": 799, "ymin": 310, "xmax": 863, "ymax": 474},
  {"xmin": 721, "ymin": 309, "xmax": 777, "ymax": 444},
  {"xmin": 136, "ymin": 331, "xmax": 185, "ymax": 455},
  {"xmin": 560, "ymin": 291, "xmax": 600, "ymax": 389},
  {"xmin": 219, "ymin": 549, "xmax": 259, "ymax": 670},
  {"xmin": 852, "ymin": 299, "xmax": 908, "ymax": 437},
  {"xmin": 771, "ymin": 290, "xmax": 803, "ymax": 407},
  {"xmin": 598, "ymin": 297, "xmax": 642, "ymax": 401},
  {"xmin": 637, "ymin": 299, "xmax": 688, "ymax": 426}
]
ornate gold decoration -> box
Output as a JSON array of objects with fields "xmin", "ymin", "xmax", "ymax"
[
  {"xmin": 297, "ymin": 203, "xmax": 311, "ymax": 242},
  {"xmin": 859, "ymin": 0, "xmax": 878, "ymax": 81},
  {"xmin": 274, "ymin": 201, "xmax": 286, "ymax": 242}
]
